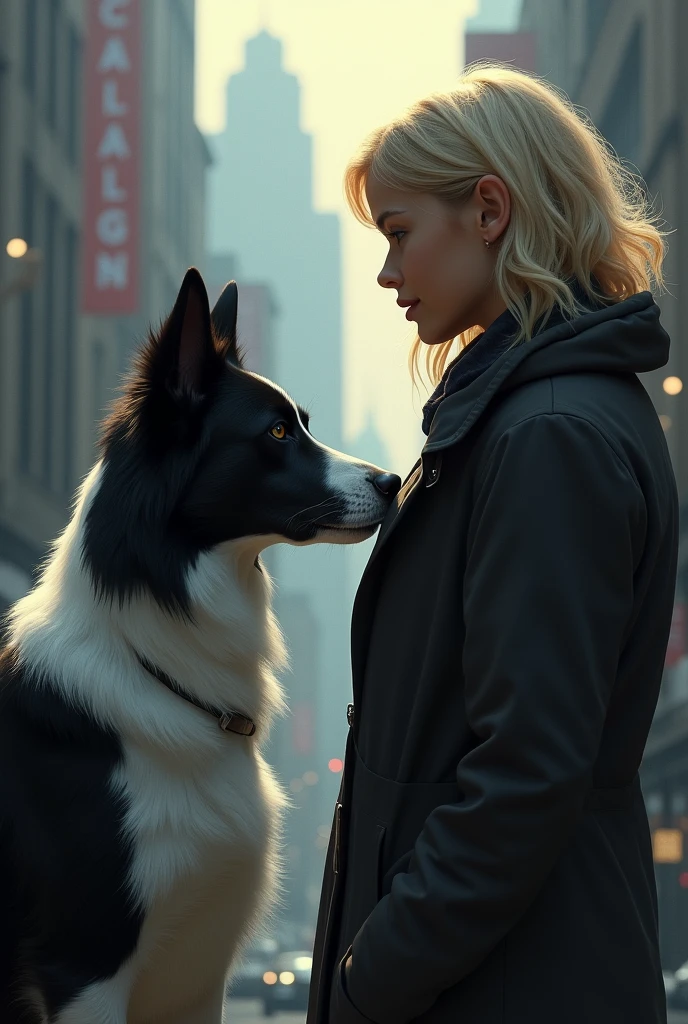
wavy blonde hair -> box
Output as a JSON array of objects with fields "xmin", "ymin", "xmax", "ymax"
[{"xmin": 344, "ymin": 63, "xmax": 668, "ymax": 388}]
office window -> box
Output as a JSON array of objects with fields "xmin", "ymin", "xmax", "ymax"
[
  {"xmin": 63, "ymin": 224, "xmax": 78, "ymax": 496},
  {"xmin": 46, "ymin": 0, "xmax": 61, "ymax": 130},
  {"xmin": 66, "ymin": 24, "xmax": 83, "ymax": 166},
  {"xmin": 599, "ymin": 22, "xmax": 643, "ymax": 168},
  {"xmin": 586, "ymin": 0, "xmax": 613, "ymax": 53},
  {"xmin": 42, "ymin": 194, "xmax": 57, "ymax": 488},
  {"xmin": 23, "ymin": 0, "xmax": 38, "ymax": 98},
  {"xmin": 19, "ymin": 158, "xmax": 36, "ymax": 474}
]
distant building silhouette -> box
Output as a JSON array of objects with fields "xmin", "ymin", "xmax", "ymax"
[
  {"xmin": 205, "ymin": 253, "xmax": 278, "ymax": 377},
  {"xmin": 464, "ymin": 0, "xmax": 534, "ymax": 72},
  {"xmin": 345, "ymin": 411, "xmax": 394, "ymax": 604},
  {"xmin": 206, "ymin": 29, "xmax": 350, "ymax": 930},
  {"xmin": 207, "ymin": 30, "xmax": 342, "ymax": 444}
]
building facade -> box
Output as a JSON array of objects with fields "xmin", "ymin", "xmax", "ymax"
[
  {"xmin": 518, "ymin": 0, "xmax": 688, "ymax": 968},
  {"xmin": 0, "ymin": 0, "xmax": 209, "ymax": 616}
]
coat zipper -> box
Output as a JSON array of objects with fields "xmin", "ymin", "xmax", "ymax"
[
  {"xmin": 333, "ymin": 802, "xmax": 342, "ymax": 875},
  {"xmin": 333, "ymin": 704, "xmax": 354, "ymax": 876}
]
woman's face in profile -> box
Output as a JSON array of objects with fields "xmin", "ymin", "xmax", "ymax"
[{"xmin": 365, "ymin": 174, "xmax": 511, "ymax": 345}]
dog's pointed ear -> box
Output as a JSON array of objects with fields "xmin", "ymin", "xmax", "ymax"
[
  {"xmin": 211, "ymin": 281, "xmax": 243, "ymax": 368},
  {"xmin": 164, "ymin": 267, "xmax": 215, "ymax": 396}
]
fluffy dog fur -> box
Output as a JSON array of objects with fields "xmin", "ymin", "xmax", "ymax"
[{"xmin": 0, "ymin": 269, "xmax": 399, "ymax": 1023}]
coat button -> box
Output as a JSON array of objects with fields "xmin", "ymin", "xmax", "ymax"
[
  {"xmin": 424, "ymin": 453, "xmax": 442, "ymax": 487},
  {"xmin": 347, "ymin": 703, "xmax": 354, "ymax": 727}
]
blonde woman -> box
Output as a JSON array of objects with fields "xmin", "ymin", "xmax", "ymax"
[{"xmin": 307, "ymin": 66, "xmax": 677, "ymax": 1024}]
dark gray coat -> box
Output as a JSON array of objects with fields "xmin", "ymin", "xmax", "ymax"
[{"xmin": 307, "ymin": 292, "xmax": 678, "ymax": 1024}]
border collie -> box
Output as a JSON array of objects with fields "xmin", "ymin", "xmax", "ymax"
[{"xmin": 0, "ymin": 268, "xmax": 400, "ymax": 1024}]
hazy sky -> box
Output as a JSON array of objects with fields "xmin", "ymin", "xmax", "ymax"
[{"xmin": 195, "ymin": 0, "xmax": 480, "ymax": 474}]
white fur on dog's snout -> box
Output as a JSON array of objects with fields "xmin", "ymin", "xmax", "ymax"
[{"xmin": 322, "ymin": 445, "xmax": 392, "ymax": 530}]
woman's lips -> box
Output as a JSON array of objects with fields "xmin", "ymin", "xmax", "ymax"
[{"xmin": 405, "ymin": 301, "xmax": 420, "ymax": 321}]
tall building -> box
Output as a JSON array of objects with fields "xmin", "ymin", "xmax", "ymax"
[
  {"xmin": 207, "ymin": 31, "xmax": 342, "ymax": 446},
  {"xmin": 206, "ymin": 30, "xmax": 351, "ymax": 916},
  {"xmin": 464, "ymin": 0, "xmax": 535, "ymax": 72},
  {"xmin": 465, "ymin": 0, "xmax": 524, "ymax": 32},
  {"xmin": 519, "ymin": 0, "xmax": 688, "ymax": 969},
  {"xmin": 0, "ymin": 0, "xmax": 85, "ymax": 612},
  {"xmin": 345, "ymin": 411, "xmax": 393, "ymax": 607},
  {"xmin": 205, "ymin": 252, "xmax": 278, "ymax": 376},
  {"xmin": 0, "ymin": 0, "xmax": 209, "ymax": 616}
]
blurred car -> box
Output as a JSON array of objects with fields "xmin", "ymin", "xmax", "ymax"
[
  {"xmin": 262, "ymin": 949, "xmax": 312, "ymax": 1016},
  {"xmin": 226, "ymin": 936, "xmax": 279, "ymax": 1000}
]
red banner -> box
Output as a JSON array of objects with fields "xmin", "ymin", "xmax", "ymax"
[{"xmin": 81, "ymin": 0, "xmax": 141, "ymax": 313}]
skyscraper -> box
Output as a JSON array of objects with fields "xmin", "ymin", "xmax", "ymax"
[{"xmin": 206, "ymin": 29, "xmax": 352, "ymax": 920}]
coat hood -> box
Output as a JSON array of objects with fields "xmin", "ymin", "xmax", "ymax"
[{"xmin": 422, "ymin": 291, "xmax": 670, "ymax": 454}]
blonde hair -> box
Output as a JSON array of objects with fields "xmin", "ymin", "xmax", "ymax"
[{"xmin": 344, "ymin": 63, "xmax": 668, "ymax": 388}]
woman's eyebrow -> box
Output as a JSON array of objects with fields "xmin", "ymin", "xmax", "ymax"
[{"xmin": 375, "ymin": 209, "xmax": 407, "ymax": 230}]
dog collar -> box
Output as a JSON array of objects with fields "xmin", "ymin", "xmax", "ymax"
[{"xmin": 133, "ymin": 650, "xmax": 256, "ymax": 736}]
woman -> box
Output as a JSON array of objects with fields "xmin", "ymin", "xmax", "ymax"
[{"xmin": 307, "ymin": 66, "xmax": 678, "ymax": 1024}]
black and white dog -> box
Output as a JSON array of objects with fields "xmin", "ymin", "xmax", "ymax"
[{"xmin": 0, "ymin": 269, "xmax": 400, "ymax": 1024}]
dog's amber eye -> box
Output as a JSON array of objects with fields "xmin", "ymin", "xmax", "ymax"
[{"xmin": 270, "ymin": 423, "xmax": 287, "ymax": 440}]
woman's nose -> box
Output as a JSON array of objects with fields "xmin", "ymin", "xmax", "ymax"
[{"xmin": 377, "ymin": 259, "xmax": 402, "ymax": 290}]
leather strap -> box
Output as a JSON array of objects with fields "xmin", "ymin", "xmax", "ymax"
[{"xmin": 134, "ymin": 651, "xmax": 256, "ymax": 736}]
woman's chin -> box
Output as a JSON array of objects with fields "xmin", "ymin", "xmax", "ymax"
[{"xmin": 418, "ymin": 326, "xmax": 454, "ymax": 346}]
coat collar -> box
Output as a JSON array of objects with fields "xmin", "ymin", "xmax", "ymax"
[{"xmin": 422, "ymin": 291, "xmax": 657, "ymax": 454}]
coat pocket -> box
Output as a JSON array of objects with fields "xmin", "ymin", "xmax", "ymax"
[{"xmin": 344, "ymin": 744, "xmax": 461, "ymax": 923}]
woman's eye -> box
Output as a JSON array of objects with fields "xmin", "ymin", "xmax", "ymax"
[
  {"xmin": 270, "ymin": 423, "xmax": 288, "ymax": 440},
  {"xmin": 389, "ymin": 230, "xmax": 406, "ymax": 244}
]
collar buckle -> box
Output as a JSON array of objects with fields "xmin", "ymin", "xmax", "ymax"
[{"xmin": 219, "ymin": 711, "xmax": 257, "ymax": 736}]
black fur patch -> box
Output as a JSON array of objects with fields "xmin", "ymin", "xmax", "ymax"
[
  {"xmin": 0, "ymin": 649, "xmax": 144, "ymax": 1021},
  {"xmin": 83, "ymin": 269, "xmax": 233, "ymax": 618}
]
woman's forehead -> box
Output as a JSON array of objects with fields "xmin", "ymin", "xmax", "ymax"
[
  {"xmin": 364, "ymin": 176, "xmax": 408, "ymax": 209},
  {"xmin": 364, "ymin": 179, "xmax": 437, "ymax": 226}
]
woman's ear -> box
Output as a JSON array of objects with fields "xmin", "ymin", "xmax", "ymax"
[{"xmin": 475, "ymin": 174, "xmax": 511, "ymax": 245}]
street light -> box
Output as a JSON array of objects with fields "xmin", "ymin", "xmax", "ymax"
[
  {"xmin": 1, "ymin": 239, "xmax": 43, "ymax": 303},
  {"xmin": 6, "ymin": 238, "xmax": 28, "ymax": 259},
  {"xmin": 663, "ymin": 376, "xmax": 683, "ymax": 396}
]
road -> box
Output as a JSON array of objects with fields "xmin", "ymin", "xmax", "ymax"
[
  {"xmin": 227, "ymin": 998, "xmax": 305, "ymax": 1023},
  {"xmin": 227, "ymin": 998, "xmax": 688, "ymax": 1023}
]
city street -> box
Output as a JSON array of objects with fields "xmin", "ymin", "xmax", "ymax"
[
  {"xmin": 225, "ymin": 998, "xmax": 688, "ymax": 1023},
  {"xmin": 227, "ymin": 998, "xmax": 304, "ymax": 1023}
]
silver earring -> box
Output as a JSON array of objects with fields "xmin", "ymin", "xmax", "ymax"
[{"xmin": 484, "ymin": 240, "xmax": 491, "ymax": 248}]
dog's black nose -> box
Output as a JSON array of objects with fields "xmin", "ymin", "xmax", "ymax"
[{"xmin": 373, "ymin": 472, "xmax": 402, "ymax": 497}]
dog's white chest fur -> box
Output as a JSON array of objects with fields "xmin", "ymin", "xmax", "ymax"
[
  {"xmin": 7, "ymin": 467, "xmax": 290, "ymax": 1023},
  {"xmin": 118, "ymin": 736, "xmax": 282, "ymax": 1021}
]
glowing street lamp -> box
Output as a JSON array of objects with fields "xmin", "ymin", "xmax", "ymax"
[
  {"xmin": 1, "ymin": 240, "xmax": 43, "ymax": 303},
  {"xmin": 6, "ymin": 238, "xmax": 29, "ymax": 259},
  {"xmin": 663, "ymin": 376, "xmax": 683, "ymax": 396}
]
